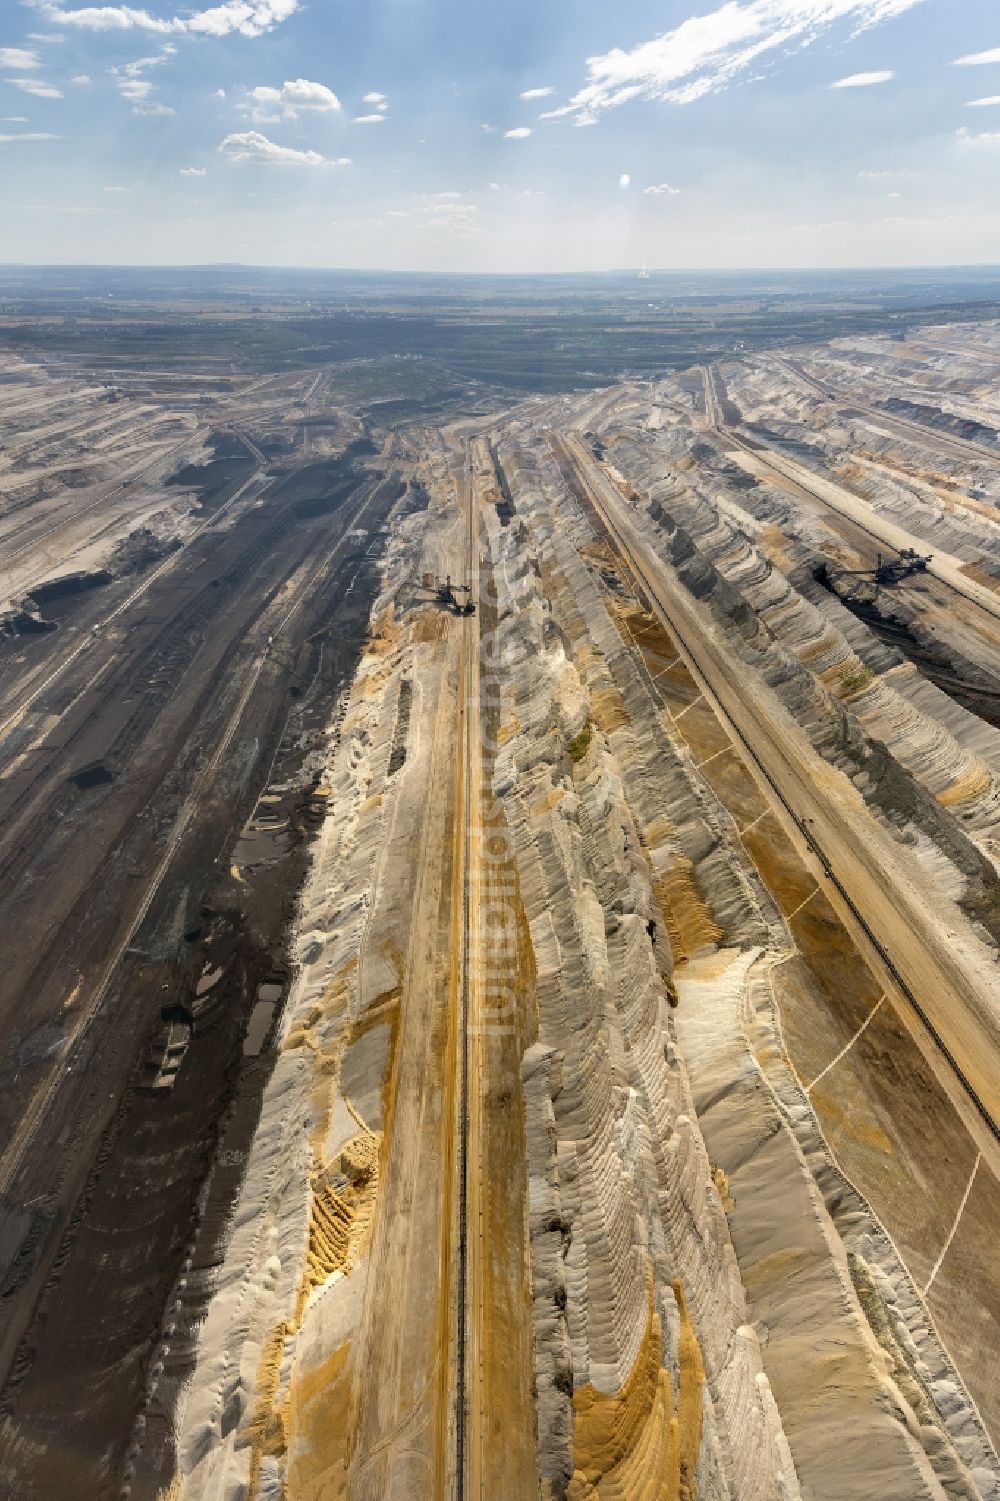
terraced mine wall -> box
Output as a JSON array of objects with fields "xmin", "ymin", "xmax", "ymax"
[
  {"xmin": 610, "ymin": 438, "xmax": 1000, "ymax": 904},
  {"xmin": 548, "ymin": 422, "xmax": 1000, "ymax": 1477},
  {"xmin": 143, "ymin": 442, "xmax": 771, "ymax": 1499},
  {"xmin": 488, "ymin": 457, "xmax": 798, "ymax": 1500},
  {"xmin": 22, "ymin": 339, "xmax": 998, "ymax": 1501},
  {"xmin": 496, "ymin": 431, "xmax": 1000, "ymax": 1501},
  {"xmin": 160, "ymin": 405, "xmax": 1000, "ymax": 1500},
  {"xmin": 814, "ymin": 576, "xmax": 1000, "ymax": 728}
]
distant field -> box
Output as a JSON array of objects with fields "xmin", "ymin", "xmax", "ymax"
[{"xmin": 2, "ymin": 266, "xmax": 1000, "ymax": 407}]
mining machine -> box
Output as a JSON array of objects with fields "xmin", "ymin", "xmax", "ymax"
[{"xmin": 838, "ymin": 548, "xmax": 932, "ymax": 589}]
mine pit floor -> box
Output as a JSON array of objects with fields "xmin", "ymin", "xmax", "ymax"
[{"xmin": 0, "ymin": 459, "xmax": 405, "ymax": 1500}]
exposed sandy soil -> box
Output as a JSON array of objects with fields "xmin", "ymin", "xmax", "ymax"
[
  {"xmin": 0, "ymin": 364, "xmax": 408, "ymax": 1496},
  {"xmin": 5, "ymin": 327, "xmax": 1000, "ymax": 1501}
]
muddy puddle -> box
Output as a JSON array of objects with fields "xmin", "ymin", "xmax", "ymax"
[{"xmin": 244, "ymin": 1003, "xmax": 274, "ymax": 1057}]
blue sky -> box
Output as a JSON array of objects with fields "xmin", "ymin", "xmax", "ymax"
[{"xmin": 0, "ymin": 0, "xmax": 998, "ymax": 269}]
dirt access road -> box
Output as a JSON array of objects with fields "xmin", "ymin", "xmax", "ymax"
[
  {"xmin": 463, "ymin": 436, "xmax": 537, "ymax": 1501},
  {"xmin": 349, "ymin": 438, "xmax": 535, "ymax": 1501},
  {"xmin": 348, "ymin": 457, "xmax": 471, "ymax": 1501}
]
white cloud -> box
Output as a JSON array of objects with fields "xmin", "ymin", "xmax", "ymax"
[
  {"xmin": 830, "ymin": 69, "xmax": 894, "ymax": 87},
  {"xmin": 956, "ymin": 126, "xmax": 1000, "ymax": 147},
  {"xmin": 34, "ymin": 0, "xmax": 300, "ymax": 39},
  {"xmin": 954, "ymin": 47, "xmax": 1000, "ymax": 67},
  {"xmin": 480, "ymin": 122, "xmax": 497, "ymax": 133},
  {"xmin": 71, "ymin": 72, "xmax": 89, "ymax": 82},
  {"xmin": 214, "ymin": 86, "xmax": 225, "ymax": 97},
  {"xmin": 858, "ymin": 168, "xmax": 894, "ymax": 178},
  {"xmin": 619, "ymin": 172, "xmax": 630, "ymax": 189},
  {"xmin": 0, "ymin": 47, "xmax": 40, "ymax": 68},
  {"xmin": 967, "ymin": 96, "xmax": 1000, "ymax": 108},
  {"xmin": 887, "ymin": 190, "xmax": 901, "ymax": 198},
  {"xmin": 425, "ymin": 200, "xmax": 480, "ymax": 234},
  {"xmin": 352, "ymin": 113, "xmax": 385, "ymax": 123},
  {"xmin": 111, "ymin": 46, "xmax": 175, "ymax": 113},
  {"xmin": 644, "ymin": 181, "xmax": 680, "ymax": 194},
  {"xmin": 362, "ymin": 91, "xmax": 387, "ymax": 109},
  {"xmin": 103, "ymin": 182, "xmax": 126, "ymax": 190},
  {"xmin": 520, "ymin": 86, "xmax": 554, "ymax": 99},
  {"xmin": 218, "ymin": 129, "xmax": 349, "ymax": 166},
  {"xmin": 115, "ymin": 77, "xmax": 150, "ymax": 101},
  {"xmin": 0, "ymin": 130, "xmax": 58, "ymax": 141},
  {"xmin": 191, "ymin": 1, "xmax": 296, "ymax": 37},
  {"xmin": 180, "ymin": 165, "xmax": 206, "ymax": 175},
  {"xmin": 1, "ymin": 114, "xmax": 29, "ymax": 121},
  {"xmin": 504, "ymin": 126, "xmax": 532, "ymax": 138},
  {"xmin": 248, "ymin": 78, "xmax": 340, "ymax": 119},
  {"xmin": 547, "ymin": 0, "xmax": 923, "ymax": 121},
  {"xmin": 118, "ymin": 46, "xmax": 173, "ymax": 71},
  {"xmin": 6, "ymin": 76, "xmax": 63, "ymax": 97}
]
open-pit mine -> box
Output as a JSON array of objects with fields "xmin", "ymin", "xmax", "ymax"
[{"xmin": 2, "ymin": 315, "xmax": 1000, "ymax": 1501}]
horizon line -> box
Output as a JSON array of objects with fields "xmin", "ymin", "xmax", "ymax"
[{"xmin": 2, "ymin": 261, "xmax": 1000, "ymax": 277}]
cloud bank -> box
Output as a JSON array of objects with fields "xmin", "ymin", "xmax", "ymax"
[
  {"xmin": 544, "ymin": 0, "xmax": 924, "ymax": 121},
  {"xmin": 218, "ymin": 129, "xmax": 349, "ymax": 166},
  {"xmin": 248, "ymin": 78, "xmax": 340, "ymax": 119},
  {"xmin": 111, "ymin": 45, "xmax": 176, "ymax": 113},
  {"xmin": 33, "ymin": 0, "xmax": 300, "ymax": 39},
  {"xmin": 954, "ymin": 48, "xmax": 1000, "ymax": 67},
  {"xmin": 0, "ymin": 47, "xmax": 41, "ymax": 68}
]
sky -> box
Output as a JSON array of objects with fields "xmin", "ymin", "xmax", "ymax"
[{"xmin": 0, "ymin": 0, "xmax": 999, "ymax": 270}]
